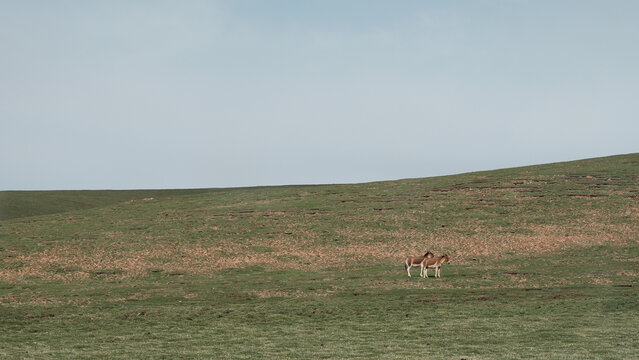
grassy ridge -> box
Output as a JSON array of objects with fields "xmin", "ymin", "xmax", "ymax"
[{"xmin": 1, "ymin": 153, "xmax": 638, "ymax": 358}]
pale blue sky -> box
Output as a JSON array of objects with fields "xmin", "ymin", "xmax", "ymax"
[{"xmin": 1, "ymin": 1, "xmax": 638, "ymax": 190}]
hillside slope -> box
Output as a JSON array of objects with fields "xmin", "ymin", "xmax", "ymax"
[
  {"xmin": 1, "ymin": 153, "xmax": 638, "ymax": 359},
  {"xmin": 1, "ymin": 153, "xmax": 637, "ymax": 277}
]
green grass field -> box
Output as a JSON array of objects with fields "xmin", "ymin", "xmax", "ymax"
[{"xmin": 1, "ymin": 154, "xmax": 638, "ymax": 359}]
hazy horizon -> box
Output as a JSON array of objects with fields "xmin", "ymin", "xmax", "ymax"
[{"xmin": 2, "ymin": 152, "xmax": 635, "ymax": 192}]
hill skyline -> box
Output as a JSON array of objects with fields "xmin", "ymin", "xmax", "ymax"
[
  {"xmin": 1, "ymin": 152, "xmax": 638, "ymax": 358},
  {"xmin": 2, "ymin": 152, "xmax": 636, "ymax": 221}
]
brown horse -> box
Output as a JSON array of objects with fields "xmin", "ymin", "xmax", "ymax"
[
  {"xmin": 421, "ymin": 254, "xmax": 451, "ymax": 278},
  {"xmin": 404, "ymin": 251, "xmax": 435, "ymax": 277}
]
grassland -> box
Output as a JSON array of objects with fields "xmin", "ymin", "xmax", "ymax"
[{"xmin": 1, "ymin": 154, "xmax": 638, "ymax": 359}]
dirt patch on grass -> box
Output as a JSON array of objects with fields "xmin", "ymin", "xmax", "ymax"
[
  {"xmin": 1, "ymin": 215, "xmax": 635, "ymax": 281},
  {"xmin": 585, "ymin": 275, "xmax": 613, "ymax": 285},
  {"xmin": 250, "ymin": 287, "xmax": 338, "ymax": 298},
  {"xmin": 311, "ymin": 223, "xmax": 631, "ymax": 267},
  {"xmin": 616, "ymin": 270, "xmax": 639, "ymax": 277},
  {"xmin": 108, "ymin": 293, "xmax": 151, "ymax": 302},
  {"xmin": 0, "ymin": 225, "xmax": 630, "ymax": 281},
  {"xmin": 0, "ymin": 245, "xmax": 175, "ymax": 281},
  {"xmin": 0, "ymin": 294, "xmax": 90, "ymax": 306}
]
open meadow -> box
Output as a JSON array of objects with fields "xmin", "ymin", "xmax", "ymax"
[{"xmin": 1, "ymin": 154, "xmax": 638, "ymax": 359}]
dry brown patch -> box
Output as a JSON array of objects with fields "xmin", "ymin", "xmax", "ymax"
[
  {"xmin": 0, "ymin": 294, "xmax": 20, "ymax": 305},
  {"xmin": 2, "ymin": 214, "xmax": 634, "ymax": 281},
  {"xmin": 250, "ymin": 289, "xmax": 299, "ymax": 298},
  {"xmin": 108, "ymin": 293, "xmax": 151, "ymax": 303},
  {"xmin": 103, "ymin": 230, "xmax": 125, "ymax": 240},
  {"xmin": 585, "ymin": 275, "xmax": 613, "ymax": 285},
  {"xmin": 1, "ymin": 245, "xmax": 171, "ymax": 281},
  {"xmin": 250, "ymin": 288, "xmax": 335, "ymax": 298},
  {"xmin": 305, "ymin": 223, "xmax": 631, "ymax": 267},
  {"xmin": 616, "ymin": 270, "xmax": 639, "ymax": 277},
  {"xmin": 0, "ymin": 294, "xmax": 87, "ymax": 306}
]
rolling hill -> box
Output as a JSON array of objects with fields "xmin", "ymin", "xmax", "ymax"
[{"xmin": 1, "ymin": 153, "xmax": 638, "ymax": 358}]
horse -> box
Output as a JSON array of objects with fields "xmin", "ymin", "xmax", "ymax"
[
  {"xmin": 404, "ymin": 251, "xmax": 435, "ymax": 277},
  {"xmin": 421, "ymin": 254, "xmax": 451, "ymax": 278}
]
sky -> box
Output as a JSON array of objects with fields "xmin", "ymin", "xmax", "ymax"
[{"xmin": 1, "ymin": 0, "xmax": 638, "ymax": 190}]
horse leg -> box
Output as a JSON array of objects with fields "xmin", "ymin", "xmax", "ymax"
[{"xmin": 406, "ymin": 263, "xmax": 411, "ymax": 277}]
